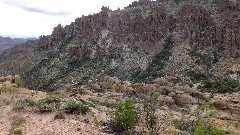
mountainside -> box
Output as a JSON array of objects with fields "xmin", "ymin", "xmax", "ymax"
[
  {"xmin": 0, "ymin": 0, "xmax": 239, "ymax": 91},
  {"xmin": 1, "ymin": 1, "xmax": 240, "ymax": 134},
  {"xmin": 0, "ymin": 36, "xmax": 36, "ymax": 54}
]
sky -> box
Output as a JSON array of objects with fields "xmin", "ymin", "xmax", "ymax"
[{"xmin": 0, "ymin": 0, "xmax": 136, "ymax": 38}]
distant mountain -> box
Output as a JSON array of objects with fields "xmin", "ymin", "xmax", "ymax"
[{"xmin": 0, "ymin": 36, "xmax": 37, "ymax": 53}]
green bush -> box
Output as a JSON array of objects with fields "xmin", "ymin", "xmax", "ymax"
[
  {"xmin": 64, "ymin": 101, "xmax": 90, "ymax": 115},
  {"xmin": 37, "ymin": 96, "xmax": 61, "ymax": 112},
  {"xmin": 112, "ymin": 100, "xmax": 138, "ymax": 133}
]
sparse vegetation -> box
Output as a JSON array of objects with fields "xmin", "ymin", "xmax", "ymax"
[
  {"xmin": 0, "ymin": 86, "xmax": 16, "ymax": 95},
  {"xmin": 10, "ymin": 115, "xmax": 25, "ymax": 135},
  {"xmin": 12, "ymin": 100, "xmax": 24, "ymax": 112},
  {"xmin": 15, "ymin": 80, "xmax": 25, "ymax": 88},
  {"xmin": 172, "ymin": 118, "xmax": 225, "ymax": 135},
  {"xmin": 200, "ymin": 78, "xmax": 240, "ymax": 93},
  {"xmin": 196, "ymin": 102, "xmax": 217, "ymax": 117},
  {"xmin": 188, "ymin": 47, "xmax": 214, "ymax": 68},
  {"xmin": 234, "ymin": 120, "xmax": 240, "ymax": 129},
  {"xmin": 0, "ymin": 0, "xmax": 240, "ymax": 134},
  {"xmin": 64, "ymin": 101, "xmax": 90, "ymax": 115},
  {"xmin": 186, "ymin": 70, "xmax": 208, "ymax": 83},
  {"xmin": 143, "ymin": 102, "xmax": 159, "ymax": 135},
  {"xmin": 93, "ymin": 116, "xmax": 101, "ymax": 127}
]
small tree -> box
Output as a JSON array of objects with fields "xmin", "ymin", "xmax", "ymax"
[{"xmin": 113, "ymin": 100, "xmax": 138, "ymax": 133}]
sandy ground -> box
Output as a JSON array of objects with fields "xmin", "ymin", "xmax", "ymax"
[
  {"xmin": 0, "ymin": 106, "xmax": 11, "ymax": 135},
  {"xmin": 22, "ymin": 113, "xmax": 110, "ymax": 135}
]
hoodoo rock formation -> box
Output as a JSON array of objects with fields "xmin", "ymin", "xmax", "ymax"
[{"xmin": 26, "ymin": 0, "xmax": 239, "ymax": 63}]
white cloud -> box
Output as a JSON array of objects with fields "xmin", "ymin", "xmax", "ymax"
[{"xmin": 0, "ymin": 0, "xmax": 136, "ymax": 38}]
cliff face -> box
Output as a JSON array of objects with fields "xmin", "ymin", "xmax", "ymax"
[
  {"xmin": 33, "ymin": 0, "xmax": 239, "ymax": 58},
  {"xmin": 0, "ymin": 0, "xmax": 240, "ymax": 91}
]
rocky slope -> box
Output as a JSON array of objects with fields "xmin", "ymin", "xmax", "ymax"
[
  {"xmin": 0, "ymin": 0, "xmax": 239, "ymax": 92},
  {"xmin": 0, "ymin": 74, "xmax": 240, "ymax": 134}
]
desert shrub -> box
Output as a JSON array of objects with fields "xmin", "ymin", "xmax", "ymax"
[
  {"xmin": 10, "ymin": 116, "xmax": 25, "ymax": 135},
  {"xmin": 12, "ymin": 100, "xmax": 25, "ymax": 112},
  {"xmin": 188, "ymin": 47, "xmax": 214, "ymax": 68},
  {"xmin": 172, "ymin": 118, "xmax": 225, "ymax": 135},
  {"xmin": 196, "ymin": 102, "xmax": 217, "ymax": 117},
  {"xmin": 193, "ymin": 119, "xmax": 224, "ymax": 135},
  {"xmin": 23, "ymin": 99, "xmax": 36, "ymax": 107},
  {"xmin": 172, "ymin": 119, "xmax": 195, "ymax": 132},
  {"xmin": 54, "ymin": 111, "xmax": 65, "ymax": 119},
  {"xmin": 111, "ymin": 100, "xmax": 138, "ymax": 133},
  {"xmin": 234, "ymin": 120, "xmax": 240, "ymax": 129},
  {"xmin": 37, "ymin": 96, "xmax": 61, "ymax": 112},
  {"xmin": 200, "ymin": 78, "xmax": 240, "ymax": 93},
  {"xmin": 12, "ymin": 128, "xmax": 23, "ymax": 135},
  {"xmin": 15, "ymin": 80, "xmax": 25, "ymax": 88},
  {"xmin": 64, "ymin": 101, "xmax": 90, "ymax": 115},
  {"xmin": 151, "ymin": 92, "xmax": 161, "ymax": 101},
  {"xmin": 0, "ymin": 86, "xmax": 16, "ymax": 95},
  {"xmin": 211, "ymin": 0, "xmax": 229, "ymax": 5},
  {"xmin": 93, "ymin": 116, "xmax": 102, "ymax": 127},
  {"xmin": 143, "ymin": 102, "xmax": 159, "ymax": 135},
  {"xmin": 186, "ymin": 70, "xmax": 208, "ymax": 83}
]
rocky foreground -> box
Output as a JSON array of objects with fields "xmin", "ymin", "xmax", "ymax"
[{"xmin": 0, "ymin": 73, "xmax": 240, "ymax": 135}]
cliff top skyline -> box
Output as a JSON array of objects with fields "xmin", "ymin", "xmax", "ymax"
[{"xmin": 0, "ymin": 0, "xmax": 136, "ymax": 38}]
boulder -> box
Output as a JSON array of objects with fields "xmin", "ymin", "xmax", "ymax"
[
  {"xmin": 114, "ymin": 84, "xmax": 120, "ymax": 92},
  {"xmin": 14, "ymin": 75, "xmax": 21, "ymax": 82},
  {"xmin": 89, "ymin": 83, "xmax": 101, "ymax": 91},
  {"xmin": 119, "ymin": 85, "xmax": 127, "ymax": 92},
  {"xmin": 5, "ymin": 75, "xmax": 13, "ymax": 83},
  {"xmin": 88, "ymin": 80, "xmax": 93, "ymax": 85},
  {"xmin": 157, "ymin": 95, "xmax": 175, "ymax": 105},
  {"xmin": 0, "ymin": 76, "xmax": 5, "ymax": 82},
  {"xmin": 152, "ymin": 77, "xmax": 168, "ymax": 85},
  {"xmin": 172, "ymin": 93, "xmax": 198, "ymax": 106},
  {"xmin": 126, "ymin": 86, "xmax": 135, "ymax": 95},
  {"xmin": 110, "ymin": 83, "xmax": 117, "ymax": 92},
  {"xmin": 96, "ymin": 74, "xmax": 104, "ymax": 82},
  {"xmin": 3, "ymin": 81, "xmax": 11, "ymax": 85},
  {"xmin": 105, "ymin": 81, "xmax": 113, "ymax": 89},
  {"xmin": 103, "ymin": 75, "xmax": 110, "ymax": 81}
]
